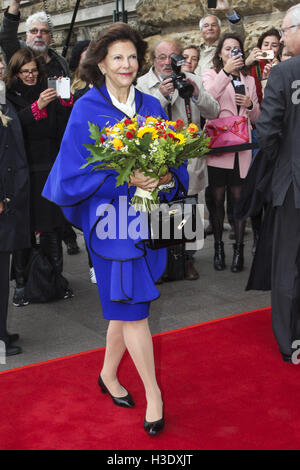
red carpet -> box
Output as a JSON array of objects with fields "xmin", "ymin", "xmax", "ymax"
[{"xmin": 1, "ymin": 307, "xmax": 300, "ymax": 450}]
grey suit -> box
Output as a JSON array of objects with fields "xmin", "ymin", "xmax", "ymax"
[{"xmin": 256, "ymin": 56, "xmax": 300, "ymax": 357}]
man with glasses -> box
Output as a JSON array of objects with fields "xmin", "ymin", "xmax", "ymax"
[
  {"xmin": 0, "ymin": 0, "xmax": 68, "ymax": 77},
  {"xmin": 256, "ymin": 4, "xmax": 300, "ymax": 363},
  {"xmin": 137, "ymin": 39, "xmax": 219, "ymax": 281},
  {"xmin": 195, "ymin": 0, "xmax": 245, "ymax": 77}
]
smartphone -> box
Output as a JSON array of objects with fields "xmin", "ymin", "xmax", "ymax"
[
  {"xmin": 231, "ymin": 48, "xmax": 243, "ymax": 58},
  {"xmin": 207, "ymin": 0, "xmax": 217, "ymax": 8},
  {"xmin": 235, "ymin": 84, "xmax": 245, "ymax": 95},
  {"xmin": 0, "ymin": 80, "xmax": 6, "ymax": 105},
  {"xmin": 257, "ymin": 50, "xmax": 275, "ymax": 60},
  {"xmin": 47, "ymin": 77, "xmax": 71, "ymax": 99}
]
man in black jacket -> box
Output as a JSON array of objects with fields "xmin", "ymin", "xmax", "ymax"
[
  {"xmin": 256, "ymin": 4, "xmax": 300, "ymax": 363},
  {"xmin": 0, "ymin": 0, "xmax": 68, "ymax": 77},
  {"xmin": 0, "ymin": 99, "xmax": 30, "ymax": 356}
]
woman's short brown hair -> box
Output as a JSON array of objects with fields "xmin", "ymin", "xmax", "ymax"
[
  {"xmin": 80, "ymin": 22, "xmax": 148, "ymax": 87},
  {"xmin": 4, "ymin": 47, "xmax": 46, "ymax": 89},
  {"xmin": 212, "ymin": 33, "xmax": 249, "ymax": 76}
]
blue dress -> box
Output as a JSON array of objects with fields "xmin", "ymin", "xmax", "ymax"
[{"xmin": 43, "ymin": 85, "xmax": 189, "ymax": 321}]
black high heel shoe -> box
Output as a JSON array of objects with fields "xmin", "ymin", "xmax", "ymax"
[
  {"xmin": 144, "ymin": 414, "xmax": 164, "ymax": 436},
  {"xmin": 97, "ymin": 375, "xmax": 135, "ymax": 408}
]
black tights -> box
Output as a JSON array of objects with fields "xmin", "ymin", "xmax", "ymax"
[{"xmin": 210, "ymin": 185, "xmax": 246, "ymax": 244}]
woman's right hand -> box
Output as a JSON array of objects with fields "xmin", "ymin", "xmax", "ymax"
[
  {"xmin": 129, "ymin": 170, "xmax": 159, "ymax": 192},
  {"xmin": 245, "ymin": 47, "xmax": 262, "ymax": 66},
  {"xmin": 37, "ymin": 88, "xmax": 58, "ymax": 110},
  {"xmin": 223, "ymin": 54, "xmax": 244, "ymax": 75}
]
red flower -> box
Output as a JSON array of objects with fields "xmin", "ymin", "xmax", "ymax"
[
  {"xmin": 100, "ymin": 136, "xmax": 106, "ymax": 143},
  {"xmin": 126, "ymin": 131, "xmax": 134, "ymax": 139},
  {"xmin": 168, "ymin": 133, "xmax": 175, "ymax": 140},
  {"xmin": 175, "ymin": 119, "xmax": 185, "ymax": 130},
  {"xmin": 124, "ymin": 119, "xmax": 133, "ymax": 126}
]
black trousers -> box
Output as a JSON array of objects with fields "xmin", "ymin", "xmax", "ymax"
[
  {"xmin": 272, "ymin": 185, "xmax": 300, "ymax": 356},
  {"xmin": 0, "ymin": 252, "xmax": 10, "ymax": 341}
]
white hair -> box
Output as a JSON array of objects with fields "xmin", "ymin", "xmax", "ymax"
[
  {"xmin": 286, "ymin": 3, "xmax": 300, "ymax": 29},
  {"xmin": 25, "ymin": 11, "xmax": 52, "ymax": 32},
  {"xmin": 199, "ymin": 14, "xmax": 221, "ymax": 31}
]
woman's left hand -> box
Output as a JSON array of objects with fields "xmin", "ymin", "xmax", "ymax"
[
  {"xmin": 159, "ymin": 171, "xmax": 173, "ymax": 186},
  {"xmin": 235, "ymin": 93, "xmax": 252, "ymax": 108},
  {"xmin": 37, "ymin": 88, "xmax": 57, "ymax": 110}
]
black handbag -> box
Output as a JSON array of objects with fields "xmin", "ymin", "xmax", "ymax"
[
  {"xmin": 146, "ymin": 176, "xmax": 197, "ymax": 250},
  {"xmin": 25, "ymin": 248, "xmax": 68, "ymax": 303}
]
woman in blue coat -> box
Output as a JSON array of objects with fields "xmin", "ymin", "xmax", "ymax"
[{"xmin": 43, "ymin": 23, "xmax": 188, "ymax": 436}]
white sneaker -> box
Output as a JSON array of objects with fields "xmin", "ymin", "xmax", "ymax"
[{"xmin": 89, "ymin": 267, "xmax": 97, "ymax": 284}]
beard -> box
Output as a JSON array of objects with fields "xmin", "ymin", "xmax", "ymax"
[{"xmin": 26, "ymin": 38, "xmax": 48, "ymax": 53}]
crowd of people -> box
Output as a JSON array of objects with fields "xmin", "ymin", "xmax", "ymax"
[{"xmin": 1, "ymin": 0, "xmax": 300, "ymax": 435}]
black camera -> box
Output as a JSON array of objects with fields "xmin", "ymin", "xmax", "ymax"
[{"xmin": 168, "ymin": 54, "xmax": 194, "ymax": 100}]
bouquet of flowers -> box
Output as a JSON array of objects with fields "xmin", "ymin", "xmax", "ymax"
[{"xmin": 82, "ymin": 115, "xmax": 210, "ymax": 211}]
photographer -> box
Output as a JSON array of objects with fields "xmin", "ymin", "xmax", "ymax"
[
  {"xmin": 136, "ymin": 39, "xmax": 219, "ymax": 281},
  {"xmin": 202, "ymin": 33, "xmax": 260, "ymax": 273},
  {"xmin": 245, "ymin": 28, "xmax": 281, "ymax": 104}
]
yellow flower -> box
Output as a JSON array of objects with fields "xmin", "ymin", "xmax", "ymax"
[
  {"xmin": 113, "ymin": 138, "xmax": 124, "ymax": 150},
  {"xmin": 137, "ymin": 126, "xmax": 156, "ymax": 139},
  {"xmin": 114, "ymin": 122, "xmax": 125, "ymax": 129},
  {"xmin": 175, "ymin": 133, "xmax": 186, "ymax": 145},
  {"xmin": 165, "ymin": 120, "xmax": 177, "ymax": 128},
  {"xmin": 127, "ymin": 123, "xmax": 137, "ymax": 131},
  {"xmin": 187, "ymin": 123, "xmax": 199, "ymax": 134},
  {"xmin": 145, "ymin": 117, "xmax": 158, "ymax": 125}
]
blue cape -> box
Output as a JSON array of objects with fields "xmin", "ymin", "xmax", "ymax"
[{"xmin": 43, "ymin": 85, "xmax": 189, "ymax": 304}]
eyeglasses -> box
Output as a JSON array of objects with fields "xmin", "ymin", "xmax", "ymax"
[
  {"xmin": 19, "ymin": 68, "xmax": 39, "ymax": 76},
  {"xmin": 154, "ymin": 54, "xmax": 175, "ymax": 62},
  {"xmin": 29, "ymin": 28, "xmax": 50, "ymax": 35},
  {"xmin": 280, "ymin": 24, "xmax": 300, "ymax": 36}
]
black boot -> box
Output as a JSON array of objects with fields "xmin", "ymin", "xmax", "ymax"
[
  {"xmin": 231, "ymin": 243, "xmax": 244, "ymax": 273},
  {"xmin": 214, "ymin": 241, "xmax": 225, "ymax": 271}
]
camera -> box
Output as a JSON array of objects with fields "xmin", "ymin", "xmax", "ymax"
[
  {"xmin": 257, "ymin": 50, "xmax": 274, "ymax": 60},
  {"xmin": 167, "ymin": 54, "xmax": 194, "ymax": 100},
  {"xmin": 47, "ymin": 77, "xmax": 70, "ymax": 99}
]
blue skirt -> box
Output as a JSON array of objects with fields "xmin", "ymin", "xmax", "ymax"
[{"xmin": 89, "ymin": 243, "xmax": 166, "ymax": 321}]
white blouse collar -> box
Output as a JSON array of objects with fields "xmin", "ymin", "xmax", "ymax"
[{"xmin": 107, "ymin": 85, "xmax": 136, "ymax": 118}]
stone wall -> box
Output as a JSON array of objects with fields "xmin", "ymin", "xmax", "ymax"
[{"xmin": 0, "ymin": 0, "xmax": 299, "ymax": 58}]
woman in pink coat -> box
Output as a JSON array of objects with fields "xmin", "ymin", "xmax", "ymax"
[{"xmin": 202, "ymin": 33, "xmax": 260, "ymax": 273}]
